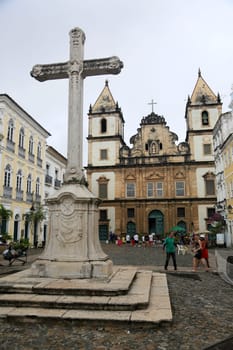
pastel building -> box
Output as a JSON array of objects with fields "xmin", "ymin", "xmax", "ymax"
[{"xmin": 0, "ymin": 94, "xmax": 50, "ymax": 245}]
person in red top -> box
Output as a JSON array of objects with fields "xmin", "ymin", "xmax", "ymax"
[{"xmin": 199, "ymin": 234, "xmax": 209, "ymax": 269}]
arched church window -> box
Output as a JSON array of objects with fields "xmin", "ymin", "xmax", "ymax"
[
  {"xmin": 101, "ymin": 118, "xmax": 107, "ymax": 133},
  {"xmin": 202, "ymin": 111, "xmax": 209, "ymax": 126},
  {"xmin": 151, "ymin": 142, "xmax": 156, "ymax": 154}
]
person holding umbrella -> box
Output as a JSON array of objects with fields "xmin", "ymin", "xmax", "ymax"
[{"xmin": 163, "ymin": 231, "xmax": 177, "ymax": 271}]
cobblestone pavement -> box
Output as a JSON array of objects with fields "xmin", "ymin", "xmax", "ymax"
[{"xmin": 0, "ymin": 244, "xmax": 233, "ymax": 350}]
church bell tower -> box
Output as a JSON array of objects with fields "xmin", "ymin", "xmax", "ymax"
[
  {"xmin": 185, "ymin": 69, "xmax": 222, "ymax": 161},
  {"xmin": 87, "ymin": 80, "xmax": 125, "ymax": 167}
]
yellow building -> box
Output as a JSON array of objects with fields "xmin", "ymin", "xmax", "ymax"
[
  {"xmin": 0, "ymin": 94, "xmax": 50, "ymax": 245},
  {"xmin": 86, "ymin": 72, "xmax": 221, "ymax": 240}
]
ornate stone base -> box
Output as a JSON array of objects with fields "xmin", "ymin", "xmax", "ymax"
[
  {"xmin": 31, "ymin": 183, "xmax": 113, "ymax": 279},
  {"xmin": 30, "ymin": 259, "xmax": 113, "ymax": 279}
]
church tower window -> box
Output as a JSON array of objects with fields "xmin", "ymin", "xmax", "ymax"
[
  {"xmin": 203, "ymin": 143, "xmax": 212, "ymax": 155},
  {"xmin": 147, "ymin": 182, "xmax": 163, "ymax": 197},
  {"xmin": 203, "ymin": 172, "xmax": 215, "ymax": 196},
  {"xmin": 175, "ymin": 181, "xmax": 185, "ymax": 196},
  {"xmin": 202, "ymin": 111, "xmax": 209, "ymax": 126},
  {"xmin": 100, "ymin": 149, "xmax": 108, "ymax": 160},
  {"xmin": 127, "ymin": 208, "xmax": 135, "ymax": 218},
  {"xmin": 97, "ymin": 176, "xmax": 109, "ymax": 199},
  {"xmin": 101, "ymin": 118, "xmax": 107, "ymax": 133},
  {"xmin": 126, "ymin": 183, "xmax": 136, "ymax": 198}
]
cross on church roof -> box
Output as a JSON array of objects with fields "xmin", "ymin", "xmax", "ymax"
[{"xmin": 148, "ymin": 99, "xmax": 157, "ymax": 113}]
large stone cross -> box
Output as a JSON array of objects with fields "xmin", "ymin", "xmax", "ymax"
[{"xmin": 31, "ymin": 27, "xmax": 123, "ymax": 182}]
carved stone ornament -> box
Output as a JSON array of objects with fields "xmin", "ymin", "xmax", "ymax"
[{"xmin": 60, "ymin": 197, "xmax": 74, "ymax": 215}]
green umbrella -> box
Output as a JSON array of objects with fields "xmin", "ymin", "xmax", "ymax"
[{"xmin": 170, "ymin": 225, "xmax": 186, "ymax": 233}]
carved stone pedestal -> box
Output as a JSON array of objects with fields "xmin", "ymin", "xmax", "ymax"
[{"xmin": 31, "ymin": 184, "xmax": 113, "ymax": 279}]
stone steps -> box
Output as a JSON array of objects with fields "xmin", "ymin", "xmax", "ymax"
[
  {"xmin": 0, "ymin": 271, "xmax": 152, "ymax": 311},
  {"xmin": 0, "ymin": 268, "xmax": 172, "ymax": 324},
  {"xmin": 0, "ymin": 267, "xmax": 137, "ymax": 296}
]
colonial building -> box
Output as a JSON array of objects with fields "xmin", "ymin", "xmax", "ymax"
[
  {"xmin": 45, "ymin": 145, "xmax": 67, "ymax": 199},
  {"xmin": 0, "ymin": 94, "xmax": 50, "ymax": 245},
  {"xmin": 213, "ymin": 88, "xmax": 233, "ymax": 247},
  {"xmin": 42, "ymin": 145, "xmax": 67, "ymax": 244},
  {"xmin": 86, "ymin": 72, "xmax": 222, "ymax": 240}
]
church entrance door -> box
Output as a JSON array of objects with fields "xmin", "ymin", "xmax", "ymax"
[
  {"xmin": 148, "ymin": 210, "xmax": 164, "ymax": 236},
  {"xmin": 127, "ymin": 221, "xmax": 136, "ymax": 237}
]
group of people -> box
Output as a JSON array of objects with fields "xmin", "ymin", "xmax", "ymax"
[
  {"xmin": 163, "ymin": 231, "xmax": 209, "ymax": 272},
  {"xmin": 109, "ymin": 232, "xmax": 161, "ymax": 247}
]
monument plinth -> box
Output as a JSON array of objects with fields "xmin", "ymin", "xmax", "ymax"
[
  {"xmin": 31, "ymin": 184, "xmax": 113, "ymax": 278},
  {"xmin": 30, "ymin": 27, "xmax": 123, "ymax": 279}
]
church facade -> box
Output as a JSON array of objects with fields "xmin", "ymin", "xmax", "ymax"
[{"xmin": 86, "ymin": 72, "xmax": 222, "ymax": 240}]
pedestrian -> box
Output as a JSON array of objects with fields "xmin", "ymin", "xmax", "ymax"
[
  {"xmin": 141, "ymin": 235, "xmax": 145, "ymax": 247},
  {"xmin": 145, "ymin": 234, "xmax": 149, "ymax": 247},
  {"xmin": 133, "ymin": 233, "xmax": 139, "ymax": 247},
  {"xmin": 126, "ymin": 234, "xmax": 131, "ymax": 244},
  {"xmin": 192, "ymin": 237, "xmax": 202, "ymax": 272},
  {"xmin": 199, "ymin": 234, "xmax": 210, "ymax": 269},
  {"xmin": 191, "ymin": 234, "xmax": 208, "ymax": 272},
  {"xmin": 163, "ymin": 231, "xmax": 177, "ymax": 271},
  {"xmin": 149, "ymin": 233, "xmax": 154, "ymax": 246}
]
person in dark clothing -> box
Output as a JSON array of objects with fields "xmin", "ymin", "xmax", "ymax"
[{"xmin": 163, "ymin": 231, "xmax": 177, "ymax": 271}]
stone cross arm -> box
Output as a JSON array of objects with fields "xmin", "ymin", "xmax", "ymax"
[{"xmin": 31, "ymin": 56, "xmax": 123, "ymax": 82}]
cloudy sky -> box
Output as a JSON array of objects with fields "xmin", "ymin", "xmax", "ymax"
[{"xmin": 1, "ymin": 0, "xmax": 233, "ymax": 162}]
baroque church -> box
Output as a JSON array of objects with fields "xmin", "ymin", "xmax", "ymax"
[{"xmin": 86, "ymin": 71, "xmax": 222, "ymax": 240}]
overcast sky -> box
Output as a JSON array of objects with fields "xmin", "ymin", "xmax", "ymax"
[{"xmin": 1, "ymin": 0, "xmax": 233, "ymax": 163}]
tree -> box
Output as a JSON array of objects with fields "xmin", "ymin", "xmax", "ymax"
[
  {"xmin": 208, "ymin": 212, "xmax": 224, "ymax": 234},
  {"xmin": 23, "ymin": 205, "xmax": 46, "ymax": 246}
]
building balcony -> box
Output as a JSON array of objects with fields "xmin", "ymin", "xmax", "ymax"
[
  {"xmin": 6, "ymin": 139, "xmax": 15, "ymax": 153},
  {"xmin": 16, "ymin": 189, "xmax": 24, "ymax": 201},
  {"xmin": 3, "ymin": 186, "xmax": 12, "ymax": 198},
  {"xmin": 54, "ymin": 179, "xmax": 61, "ymax": 188},
  {"xmin": 45, "ymin": 174, "xmax": 53, "ymax": 185},
  {"xmin": 18, "ymin": 146, "xmax": 26, "ymax": 158},
  {"xmin": 28, "ymin": 153, "xmax": 35, "ymax": 163},
  {"xmin": 37, "ymin": 157, "xmax": 42, "ymax": 168}
]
